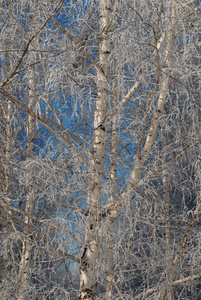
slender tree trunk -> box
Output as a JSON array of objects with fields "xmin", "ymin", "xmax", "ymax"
[
  {"xmin": 162, "ymin": 129, "xmax": 173, "ymax": 300},
  {"xmin": 17, "ymin": 71, "xmax": 35, "ymax": 300},
  {"xmin": 158, "ymin": 1, "xmax": 176, "ymax": 299},
  {"xmin": 1, "ymin": 100, "xmax": 12, "ymax": 278},
  {"xmin": 16, "ymin": 67, "xmax": 35, "ymax": 300},
  {"xmin": 163, "ymin": 156, "xmax": 173, "ymax": 300},
  {"xmin": 16, "ymin": 5, "xmax": 36, "ymax": 298},
  {"xmin": 105, "ymin": 59, "xmax": 118, "ymax": 300},
  {"xmin": 1, "ymin": 41, "xmax": 13, "ymax": 278},
  {"xmin": 105, "ymin": 136, "xmax": 116, "ymax": 299},
  {"xmin": 79, "ymin": 1, "xmax": 111, "ymax": 299}
]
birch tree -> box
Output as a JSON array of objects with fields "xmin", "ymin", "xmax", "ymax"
[{"xmin": 0, "ymin": 0, "xmax": 201, "ymax": 299}]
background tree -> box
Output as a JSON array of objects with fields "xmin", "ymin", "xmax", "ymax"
[{"xmin": 0, "ymin": 0, "xmax": 201, "ymax": 299}]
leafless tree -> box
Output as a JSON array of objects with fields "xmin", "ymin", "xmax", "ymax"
[{"xmin": 0, "ymin": 0, "xmax": 201, "ymax": 299}]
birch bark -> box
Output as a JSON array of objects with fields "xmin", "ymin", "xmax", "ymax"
[
  {"xmin": 79, "ymin": 0, "xmax": 111, "ymax": 299},
  {"xmin": 105, "ymin": 61, "xmax": 118, "ymax": 300},
  {"xmin": 163, "ymin": 143, "xmax": 173, "ymax": 300},
  {"xmin": 16, "ymin": 5, "xmax": 36, "ymax": 299},
  {"xmin": 1, "ymin": 35, "xmax": 14, "ymax": 280},
  {"xmin": 16, "ymin": 66, "xmax": 35, "ymax": 300},
  {"xmin": 1, "ymin": 98, "xmax": 12, "ymax": 279}
]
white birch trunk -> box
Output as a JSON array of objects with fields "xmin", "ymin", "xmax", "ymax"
[
  {"xmin": 17, "ymin": 72, "xmax": 35, "ymax": 299},
  {"xmin": 158, "ymin": 1, "xmax": 176, "ymax": 299},
  {"xmin": 1, "ymin": 100, "xmax": 12, "ymax": 278},
  {"xmin": 79, "ymin": 1, "xmax": 111, "ymax": 299},
  {"xmin": 16, "ymin": 6, "xmax": 36, "ymax": 299},
  {"xmin": 16, "ymin": 68, "xmax": 35, "ymax": 300},
  {"xmin": 163, "ymin": 150, "xmax": 173, "ymax": 300},
  {"xmin": 1, "ymin": 41, "xmax": 13, "ymax": 277},
  {"xmin": 105, "ymin": 59, "xmax": 118, "ymax": 300}
]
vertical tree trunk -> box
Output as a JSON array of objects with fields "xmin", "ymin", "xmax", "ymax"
[
  {"xmin": 79, "ymin": 0, "xmax": 111, "ymax": 299},
  {"xmin": 1, "ymin": 100, "xmax": 12, "ymax": 278},
  {"xmin": 105, "ymin": 60, "xmax": 118, "ymax": 300},
  {"xmin": 158, "ymin": 2, "xmax": 176, "ymax": 299},
  {"xmin": 163, "ymin": 159, "xmax": 173, "ymax": 300},
  {"xmin": 16, "ymin": 68, "xmax": 35, "ymax": 300},
  {"xmin": 1, "ymin": 40, "xmax": 14, "ymax": 279},
  {"xmin": 16, "ymin": 5, "xmax": 36, "ymax": 298},
  {"xmin": 17, "ymin": 67, "xmax": 35, "ymax": 300}
]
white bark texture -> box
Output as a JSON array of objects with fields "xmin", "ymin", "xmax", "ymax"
[
  {"xmin": 16, "ymin": 7, "xmax": 36, "ymax": 299},
  {"xmin": 79, "ymin": 1, "xmax": 111, "ymax": 299}
]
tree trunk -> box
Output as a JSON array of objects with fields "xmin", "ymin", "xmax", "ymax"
[
  {"xmin": 1, "ymin": 41, "xmax": 14, "ymax": 280},
  {"xmin": 158, "ymin": 2, "xmax": 176, "ymax": 299},
  {"xmin": 105, "ymin": 58, "xmax": 118, "ymax": 300},
  {"xmin": 163, "ymin": 161, "xmax": 174, "ymax": 300},
  {"xmin": 16, "ymin": 67, "xmax": 35, "ymax": 300},
  {"xmin": 79, "ymin": 0, "xmax": 111, "ymax": 299},
  {"xmin": 16, "ymin": 6, "xmax": 36, "ymax": 298}
]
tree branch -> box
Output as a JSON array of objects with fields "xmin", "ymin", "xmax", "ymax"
[
  {"xmin": 0, "ymin": 88, "xmax": 89, "ymax": 169},
  {"xmin": 0, "ymin": 1, "xmax": 64, "ymax": 88}
]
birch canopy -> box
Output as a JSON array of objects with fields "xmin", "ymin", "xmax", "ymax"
[{"xmin": 0, "ymin": 0, "xmax": 201, "ymax": 299}]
